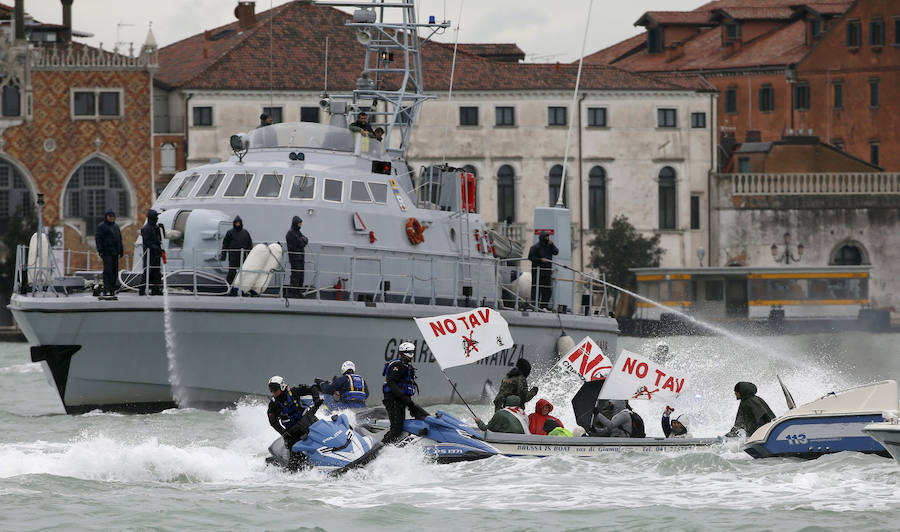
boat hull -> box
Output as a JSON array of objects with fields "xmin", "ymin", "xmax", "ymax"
[
  {"xmin": 483, "ymin": 432, "xmax": 719, "ymax": 457},
  {"xmin": 743, "ymin": 414, "xmax": 888, "ymax": 459},
  {"xmin": 862, "ymin": 423, "xmax": 900, "ymax": 467},
  {"xmin": 11, "ymin": 294, "xmax": 618, "ymax": 414}
]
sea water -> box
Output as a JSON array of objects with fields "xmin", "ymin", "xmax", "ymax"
[{"xmin": 2, "ymin": 333, "xmax": 900, "ymax": 531}]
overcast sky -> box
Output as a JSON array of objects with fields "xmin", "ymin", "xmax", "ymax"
[{"xmin": 25, "ymin": 0, "xmax": 703, "ymax": 62}]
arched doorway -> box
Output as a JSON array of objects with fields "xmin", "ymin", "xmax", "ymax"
[
  {"xmin": 0, "ymin": 157, "xmax": 35, "ymax": 233},
  {"xmin": 63, "ymin": 156, "xmax": 132, "ymax": 235}
]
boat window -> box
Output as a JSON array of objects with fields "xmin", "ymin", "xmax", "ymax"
[
  {"xmin": 350, "ymin": 180, "xmax": 372, "ymax": 202},
  {"xmin": 172, "ymin": 173, "xmax": 200, "ymax": 198},
  {"xmin": 256, "ymin": 173, "xmax": 283, "ymax": 198},
  {"xmin": 369, "ymin": 182, "xmax": 388, "ymax": 204},
  {"xmin": 195, "ymin": 172, "xmax": 225, "ymax": 197},
  {"xmin": 768, "ymin": 279, "xmax": 806, "ymax": 300},
  {"xmin": 323, "ymin": 178, "xmax": 343, "ymax": 202},
  {"xmin": 669, "ymin": 280, "xmax": 689, "ymax": 301},
  {"xmin": 749, "ymin": 279, "xmax": 766, "ymax": 300},
  {"xmin": 638, "ymin": 280, "xmax": 660, "ymax": 301},
  {"xmin": 704, "ymin": 280, "xmax": 723, "ymax": 301},
  {"xmin": 224, "ymin": 173, "xmax": 253, "ymax": 197},
  {"xmin": 289, "ymin": 175, "xmax": 315, "ymax": 199}
]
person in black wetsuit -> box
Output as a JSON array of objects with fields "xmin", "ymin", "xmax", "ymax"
[
  {"xmin": 220, "ymin": 215, "xmax": 252, "ymax": 287},
  {"xmin": 285, "ymin": 215, "xmax": 308, "ymax": 297},
  {"xmin": 266, "ymin": 376, "xmax": 323, "ymax": 453},
  {"xmin": 527, "ymin": 232, "xmax": 558, "ymax": 309},
  {"xmin": 95, "ymin": 210, "xmax": 123, "ymax": 297},
  {"xmin": 140, "ymin": 209, "xmax": 163, "ymax": 296},
  {"xmin": 382, "ymin": 341, "xmax": 429, "ymax": 445}
]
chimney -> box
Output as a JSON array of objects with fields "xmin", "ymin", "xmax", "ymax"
[
  {"xmin": 61, "ymin": 0, "xmax": 74, "ymax": 42},
  {"xmin": 234, "ymin": 1, "xmax": 256, "ymax": 29},
  {"xmin": 14, "ymin": 0, "xmax": 25, "ymax": 41},
  {"xmin": 745, "ymin": 129, "xmax": 761, "ymax": 143}
]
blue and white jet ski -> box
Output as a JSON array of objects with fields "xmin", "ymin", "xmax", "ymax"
[
  {"xmin": 266, "ymin": 409, "xmax": 382, "ymax": 475},
  {"xmin": 743, "ymin": 380, "xmax": 898, "ymax": 459},
  {"xmin": 365, "ymin": 410, "xmax": 498, "ymax": 462}
]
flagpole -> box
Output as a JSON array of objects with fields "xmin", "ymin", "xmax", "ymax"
[{"xmin": 441, "ymin": 369, "xmax": 479, "ymax": 420}]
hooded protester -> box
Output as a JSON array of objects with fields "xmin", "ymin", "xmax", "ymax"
[
  {"xmin": 220, "ymin": 215, "xmax": 253, "ymax": 286},
  {"xmin": 140, "ymin": 209, "xmax": 163, "ymax": 296},
  {"xmin": 528, "ymin": 398, "xmax": 564, "ymax": 435},
  {"xmin": 285, "ymin": 215, "xmax": 308, "ymax": 297},
  {"xmin": 527, "ymin": 232, "xmax": 558, "ymax": 309},
  {"xmin": 493, "ymin": 358, "xmax": 538, "ymax": 411},
  {"xmin": 95, "ymin": 210, "xmax": 123, "ymax": 297},
  {"xmin": 726, "ymin": 382, "xmax": 776, "ymax": 437},
  {"xmin": 475, "ymin": 395, "xmax": 529, "ymax": 434}
]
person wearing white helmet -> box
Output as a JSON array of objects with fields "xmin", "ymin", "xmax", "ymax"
[
  {"xmin": 382, "ymin": 340, "xmax": 430, "ymax": 444},
  {"xmin": 266, "ymin": 375, "xmax": 323, "ymax": 457},
  {"xmin": 316, "ymin": 360, "xmax": 369, "ymax": 409}
]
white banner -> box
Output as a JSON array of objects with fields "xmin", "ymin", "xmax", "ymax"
[
  {"xmin": 598, "ymin": 349, "xmax": 686, "ymax": 401},
  {"xmin": 413, "ymin": 308, "xmax": 514, "ymax": 370},
  {"xmin": 556, "ymin": 337, "xmax": 611, "ymax": 382}
]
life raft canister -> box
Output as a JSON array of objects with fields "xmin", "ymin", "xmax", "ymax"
[{"xmin": 406, "ymin": 217, "xmax": 425, "ymax": 245}]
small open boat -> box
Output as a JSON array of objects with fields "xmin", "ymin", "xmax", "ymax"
[{"xmin": 482, "ymin": 431, "xmax": 718, "ymax": 457}]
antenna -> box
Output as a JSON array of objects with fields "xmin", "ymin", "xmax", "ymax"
[
  {"xmin": 324, "ymin": 35, "xmax": 329, "ymax": 94},
  {"xmin": 114, "ymin": 21, "xmax": 135, "ymax": 53}
]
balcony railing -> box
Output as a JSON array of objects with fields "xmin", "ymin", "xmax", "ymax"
[{"xmin": 726, "ymin": 172, "xmax": 900, "ymax": 195}]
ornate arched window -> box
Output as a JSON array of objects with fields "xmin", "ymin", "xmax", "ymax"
[
  {"xmin": 832, "ymin": 244, "xmax": 863, "ymax": 265},
  {"xmin": 64, "ymin": 157, "xmax": 130, "ymax": 235},
  {"xmin": 497, "ymin": 165, "xmax": 515, "ymax": 222},
  {"xmin": 588, "ymin": 166, "xmax": 607, "ymax": 229},
  {"xmin": 0, "ymin": 159, "xmax": 33, "ymax": 232},
  {"xmin": 549, "ymin": 164, "xmax": 567, "ymax": 207},
  {"xmin": 658, "ymin": 166, "xmax": 676, "ymax": 229}
]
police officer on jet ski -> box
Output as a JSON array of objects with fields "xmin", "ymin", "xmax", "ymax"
[
  {"xmin": 382, "ymin": 342, "xmax": 430, "ymax": 445},
  {"xmin": 317, "ymin": 360, "xmax": 369, "ymax": 409},
  {"xmin": 266, "ymin": 376, "xmax": 323, "ymax": 457}
]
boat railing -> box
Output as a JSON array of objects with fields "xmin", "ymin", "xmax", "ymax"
[
  {"xmin": 13, "ymin": 244, "xmax": 611, "ymax": 317},
  {"xmin": 496, "ymin": 258, "xmax": 611, "ymax": 317}
]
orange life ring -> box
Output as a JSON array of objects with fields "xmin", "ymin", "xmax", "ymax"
[{"xmin": 406, "ymin": 217, "xmax": 425, "ymax": 245}]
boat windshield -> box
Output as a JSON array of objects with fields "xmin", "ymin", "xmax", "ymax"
[{"xmin": 247, "ymin": 122, "xmax": 386, "ymax": 158}]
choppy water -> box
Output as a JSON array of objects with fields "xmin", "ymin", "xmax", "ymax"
[{"xmin": 2, "ymin": 333, "xmax": 900, "ymax": 531}]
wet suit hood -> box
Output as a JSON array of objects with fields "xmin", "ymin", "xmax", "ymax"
[{"xmin": 735, "ymin": 382, "xmax": 757, "ymax": 399}]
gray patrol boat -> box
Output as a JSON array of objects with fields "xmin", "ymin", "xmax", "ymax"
[{"xmin": 10, "ymin": 1, "xmax": 618, "ymax": 414}]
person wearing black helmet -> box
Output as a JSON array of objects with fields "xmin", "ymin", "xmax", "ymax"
[
  {"xmin": 382, "ymin": 341, "xmax": 429, "ymax": 445},
  {"xmin": 140, "ymin": 209, "xmax": 163, "ymax": 296},
  {"xmin": 493, "ymin": 357, "xmax": 538, "ymax": 411},
  {"xmin": 95, "ymin": 210, "xmax": 123, "ymax": 297}
]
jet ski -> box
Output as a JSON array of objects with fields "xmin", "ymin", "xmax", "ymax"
[
  {"xmin": 363, "ymin": 410, "xmax": 498, "ymax": 462},
  {"xmin": 266, "ymin": 409, "xmax": 382, "ymax": 475}
]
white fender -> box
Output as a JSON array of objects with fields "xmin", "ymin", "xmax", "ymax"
[
  {"xmin": 516, "ymin": 271, "xmax": 532, "ymax": 302},
  {"xmin": 27, "ymin": 232, "xmax": 51, "ymax": 283},
  {"xmin": 253, "ymin": 243, "xmax": 283, "ymax": 294},
  {"xmin": 235, "ymin": 243, "xmax": 268, "ymax": 293}
]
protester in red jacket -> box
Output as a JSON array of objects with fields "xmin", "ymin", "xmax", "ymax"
[{"xmin": 528, "ymin": 398, "xmax": 564, "ymax": 435}]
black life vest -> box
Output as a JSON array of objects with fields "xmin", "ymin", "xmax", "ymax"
[
  {"xmin": 272, "ymin": 389, "xmax": 305, "ymax": 427},
  {"xmin": 382, "ymin": 359, "xmax": 416, "ymax": 396}
]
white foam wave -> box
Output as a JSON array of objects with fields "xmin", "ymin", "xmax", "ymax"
[{"xmin": 0, "ymin": 434, "xmax": 268, "ymax": 483}]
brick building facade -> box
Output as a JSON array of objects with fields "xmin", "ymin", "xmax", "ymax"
[
  {"xmin": 0, "ymin": 6, "xmax": 157, "ymax": 263},
  {"xmin": 586, "ymin": 0, "xmax": 899, "ymax": 170}
]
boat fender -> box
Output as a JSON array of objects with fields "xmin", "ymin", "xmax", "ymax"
[
  {"xmin": 406, "ymin": 218, "xmax": 425, "ymax": 245},
  {"xmin": 556, "ymin": 334, "xmax": 575, "ymax": 358}
]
